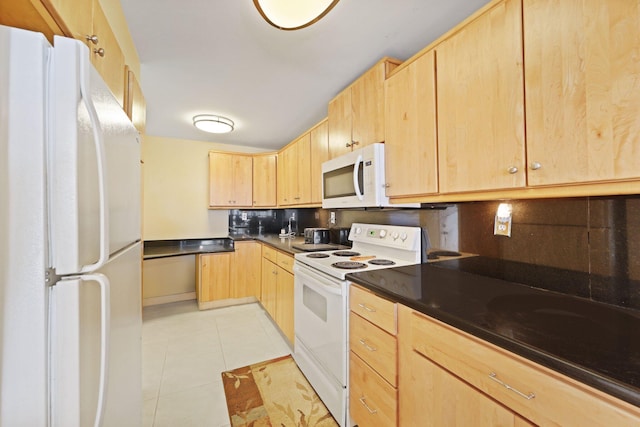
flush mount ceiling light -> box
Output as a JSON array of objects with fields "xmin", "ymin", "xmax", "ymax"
[
  {"xmin": 253, "ymin": 0, "xmax": 340, "ymax": 31},
  {"xmin": 193, "ymin": 115, "xmax": 234, "ymax": 134}
]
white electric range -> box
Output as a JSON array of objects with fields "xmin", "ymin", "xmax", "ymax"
[{"xmin": 292, "ymin": 223, "xmax": 423, "ymax": 426}]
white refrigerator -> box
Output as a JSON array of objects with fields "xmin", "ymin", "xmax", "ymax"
[{"xmin": 0, "ymin": 25, "xmax": 142, "ymax": 426}]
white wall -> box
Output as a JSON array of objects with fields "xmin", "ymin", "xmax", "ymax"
[{"xmin": 142, "ymin": 135, "xmax": 267, "ymax": 240}]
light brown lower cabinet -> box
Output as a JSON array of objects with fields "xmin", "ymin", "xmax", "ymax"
[
  {"xmin": 230, "ymin": 241, "xmax": 262, "ymax": 299},
  {"xmin": 349, "ymin": 285, "xmax": 398, "ymax": 426},
  {"xmin": 260, "ymin": 246, "xmax": 294, "ymax": 345},
  {"xmin": 196, "ymin": 252, "xmax": 231, "ymax": 307},
  {"xmin": 397, "ymin": 304, "xmax": 640, "ymax": 426},
  {"xmin": 196, "ymin": 242, "xmax": 261, "ymax": 310}
]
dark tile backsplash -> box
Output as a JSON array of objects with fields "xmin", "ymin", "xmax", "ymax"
[
  {"xmin": 229, "ymin": 196, "xmax": 640, "ymax": 310},
  {"xmin": 228, "ymin": 208, "xmax": 322, "ymax": 236},
  {"xmin": 458, "ymin": 196, "xmax": 640, "ymax": 310}
]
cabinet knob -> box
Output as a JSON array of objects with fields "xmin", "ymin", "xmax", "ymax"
[
  {"xmin": 384, "ymin": 183, "xmax": 390, "ymax": 188},
  {"xmin": 345, "ymin": 142, "xmax": 352, "ymax": 148},
  {"xmin": 530, "ymin": 161, "xmax": 542, "ymax": 170},
  {"xmin": 351, "ymin": 141, "xmax": 360, "ymax": 147},
  {"xmin": 93, "ymin": 47, "xmax": 105, "ymax": 57},
  {"xmin": 85, "ymin": 34, "xmax": 99, "ymax": 44},
  {"xmin": 507, "ymin": 166, "xmax": 518, "ymax": 174}
]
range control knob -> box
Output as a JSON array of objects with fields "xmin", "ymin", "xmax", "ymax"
[
  {"xmin": 392, "ymin": 232, "xmax": 400, "ymax": 241},
  {"xmin": 400, "ymin": 232, "xmax": 408, "ymax": 242},
  {"xmin": 379, "ymin": 229, "xmax": 387, "ymax": 238},
  {"xmin": 355, "ymin": 227, "xmax": 362, "ymax": 235}
]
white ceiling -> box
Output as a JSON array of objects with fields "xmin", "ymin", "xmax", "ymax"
[{"xmin": 121, "ymin": 0, "xmax": 490, "ymax": 151}]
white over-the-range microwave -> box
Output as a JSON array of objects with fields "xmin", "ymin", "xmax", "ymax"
[{"xmin": 321, "ymin": 143, "xmax": 419, "ymax": 209}]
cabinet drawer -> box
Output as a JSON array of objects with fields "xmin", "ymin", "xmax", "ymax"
[
  {"xmin": 409, "ymin": 310, "xmax": 640, "ymax": 427},
  {"xmin": 350, "ymin": 312, "xmax": 397, "ymax": 386},
  {"xmin": 262, "ymin": 245, "xmax": 277, "ymax": 263},
  {"xmin": 350, "ymin": 285, "xmax": 396, "ymax": 334},
  {"xmin": 276, "ymin": 251, "xmax": 294, "ymax": 274},
  {"xmin": 350, "ymin": 351, "xmax": 397, "ymax": 427}
]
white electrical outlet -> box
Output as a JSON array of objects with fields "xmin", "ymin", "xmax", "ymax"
[
  {"xmin": 241, "ymin": 212, "xmax": 248, "ymax": 221},
  {"xmin": 330, "ymin": 211, "xmax": 336, "ymax": 224},
  {"xmin": 493, "ymin": 203, "xmax": 512, "ymax": 237}
]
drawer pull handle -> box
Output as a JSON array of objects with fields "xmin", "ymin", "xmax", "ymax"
[
  {"xmin": 488, "ymin": 372, "xmax": 535, "ymax": 400},
  {"xmin": 358, "ymin": 303, "xmax": 376, "ymax": 312},
  {"xmin": 359, "ymin": 339, "xmax": 377, "ymax": 352},
  {"xmin": 358, "ymin": 396, "xmax": 377, "ymax": 414}
]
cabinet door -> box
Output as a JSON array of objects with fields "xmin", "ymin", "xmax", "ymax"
[
  {"xmin": 125, "ymin": 68, "xmax": 146, "ymax": 134},
  {"xmin": 197, "ymin": 253, "xmax": 231, "ymax": 302},
  {"xmin": 294, "ymin": 133, "xmax": 312, "ymax": 204},
  {"xmin": 437, "ymin": 0, "xmax": 525, "ymax": 193},
  {"xmin": 524, "ymin": 0, "xmax": 640, "ymax": 186},
  {"xmin": 261, "ymin": 258, "xmax": 278, "ymax": 320},
  {"xmin": 279, "ymin": 144, "xmax": 297, "ymax": 206},
  {"xmin": 385, "ymin": 51, "xmax": 438, "ymax": 198},
  {"xmin": 232, "ymin": 154, "xmax": 253, "ymax": 206},
  {"xmin": 252, "ymin": 154, "xmax": 277, "ymax": 207},
  {"xmin": 351, "ymin": 62, "xmax": 386, "ymax": 149},
  {"xmin": 276, "ymin": 268, "xmax": 294, "ymax": 344},
  {"xmin": 230, "ymin": 241, "xmax": 262, "ymax": 299},
  {"xmin": 310, "ymin": 120, "xmax": 329, "ymax": 204},
  {"xmin": 328, "ymin": 89, "xmax": 353, "ymax": 159},
  {"xmin": 46, "ymin": 0, "xmax": 93, "ymax": 41},
  {"xmin": 209, "ymin": 152, "xmax": 234, "ymax": 206},
  {"xmin": 401, "ymin": 350, "xmax": 530, "ymax": 427},
  {"xmin": 90, "ymin": 0, "xmax": 126, "ymax": 108}
]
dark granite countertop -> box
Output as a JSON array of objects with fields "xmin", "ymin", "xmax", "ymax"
[
  {"xmin": 346, "ymin": 256, "xmax": 640, "ymax": 407},
  {"xmin": 229, "ymin": 233, "xmax": 350, "ymax": 255},
  {"xmin": 143, "ymin": 238, "xmax": 234, "ymax": 259}
]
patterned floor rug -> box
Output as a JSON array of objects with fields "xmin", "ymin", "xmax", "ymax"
[{"xmin": 221, "ymin": 355, "xmax": 339, "ymax": 426}]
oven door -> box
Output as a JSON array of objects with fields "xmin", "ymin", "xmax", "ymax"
[{"xmin": 293, "ymin": 262, "xmax": 348, "ymax": 386}]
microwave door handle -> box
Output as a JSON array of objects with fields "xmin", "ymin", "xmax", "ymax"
[
  {"xmin": 353, "ymin": 154, "xmax": 364, "ymax": 200},
  {"xmin": 78, "ymin": 50, "xmax": 109, "ymax": 273}
]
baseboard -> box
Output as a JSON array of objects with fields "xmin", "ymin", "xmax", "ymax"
[
  {"xmin": 197, "ymin": 296, "xmax": 258, "ymax": 311},
  {"xmin": 143, "ymin": 292, "xmax": 196, "ymax": 307}
]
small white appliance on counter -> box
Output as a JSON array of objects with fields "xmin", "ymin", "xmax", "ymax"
[
  {"xmin": 321, "ymin": 143, "xmax": 419, "ymax": 209},
  {"xmin": 0, "ymin": 26, "xmax": 142, "ymax": 426},
  {"xmin": 293, "ymin": 223, "xmax": 423, "ymax": 426}
]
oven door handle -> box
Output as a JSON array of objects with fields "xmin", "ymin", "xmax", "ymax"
[{"xmin": 294, "ymin": 264, "xmax": 344, "ymax": 296}]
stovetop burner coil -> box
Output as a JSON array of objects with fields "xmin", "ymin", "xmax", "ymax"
[
  {"xmin": 332, "ymin": 251, "xmax": 361, "ymax": 257},
  {"xmin": 332, "ymin": 261, "xmax": 367, "ymax": 269},
  {"xmin": 306, "ymin": 253, "xmax": 330, "ymax": 259},
  {"xmin": 368, "ymin": 259, "xmax": 396, "ymax": 266}
]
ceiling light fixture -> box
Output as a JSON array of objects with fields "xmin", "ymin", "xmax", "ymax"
[
  {"xmin": 193, "ymin": 115, "xmax": 234, "ymax": 134},
  {"xmin": 253, "ymin": 0, "xmax": 340, "ymax": 31}
]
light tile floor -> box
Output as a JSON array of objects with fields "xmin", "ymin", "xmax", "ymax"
[{"xmin": 142, "ymin": 301, "xmax": 292, "ymax": 427}]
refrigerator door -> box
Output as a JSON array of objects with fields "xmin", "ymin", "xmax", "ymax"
[
  {"xmin": 49, "ymin": 36, "xmax": 140, "ymax": 275},
  {"xmin": 50, "ymin": 242, "xmax": 142, "ymax": 427},
  {"xmin": 0, "ymin": 25, "xmax": 50, "ymax": 426}
]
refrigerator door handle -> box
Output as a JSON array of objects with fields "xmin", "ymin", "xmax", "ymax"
[
  {"xmin": 78, "ymin": 52, "xmax": 109, "ymax": 274},
  {"xmin": 79, "ymin": 273, "xmax": 111, "ymax": 427}
]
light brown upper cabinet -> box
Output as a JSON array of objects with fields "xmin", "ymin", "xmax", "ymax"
[
  {"xmin": 208, "ymin": 152, "xmax": 253, "ymax": 208},
  {"xmin": 124, "ymin": 67, "xmax": 146, "ymax": 134},
  {"xmin": 328, "ymin": 58, "xmax": 402, "ymax": 159},
  {"xmin": 523, "ymin": 0, "xmax": 640, "ymax": 186},
  {"xmin": 436, "ymin": 0, "xmax": 525, "ymax": 194},
  {"xmin": 277, "ymin": 134, "xmax": 311, "ymax": 206},
  {"xmin": 252, "ymin": 153, "xmax": 277, "ymax": 207},
  {"xmin": 0, "ymin": 0, "xmax": 64, "ymax": 42},
  {"xmin": 310, "ymin": 119, "xmax": 329, "ymax": 204},
  {"xmin": 384, "ymin": 50, "xmax": 438, "ymax": 199},
  {"xmin": 44, "ymin": 0, "xmax": 126, "ymax": 107}
]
